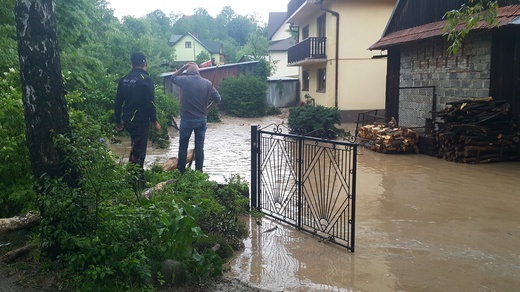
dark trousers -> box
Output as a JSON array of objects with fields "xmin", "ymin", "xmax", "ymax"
[{"xmin": 125, "ymin": 121, "xmax": 149, "ymax": 189}]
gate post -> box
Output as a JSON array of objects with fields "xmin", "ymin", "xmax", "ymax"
[
  {"xmin": 297, "ymin": 136, "xmax": 303, "ymax": 228},
  {"xmin": 251, "ymin": 125, "xmax": 259, "ymax": 210}
]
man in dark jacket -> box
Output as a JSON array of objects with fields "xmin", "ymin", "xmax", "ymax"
[
  {"xmin": 172, "ymin": 62, "xmax": 221, "ymax": 173},
  {"xmin": 114, "ymin": 52, "xmax": 161, "ymax": 189}
]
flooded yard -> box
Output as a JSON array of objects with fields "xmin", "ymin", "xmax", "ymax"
[{"xmin": 110, "ymin": 111, "xmax": 520, "ymax": 291}]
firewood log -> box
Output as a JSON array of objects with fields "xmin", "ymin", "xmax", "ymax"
[
  {"xmin": 1, "ymin": 244, "xmax": 35, "ymax": 263},
  {"xmin": 162, "ymin": 148, "xmax": 195, "ymax": 171},
  {"xmin": 0, "ymin": 211, "xmax": 40, "ymax": 236}
]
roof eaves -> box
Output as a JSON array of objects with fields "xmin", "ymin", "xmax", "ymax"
[
  {"xmin": 169, "ymin": 34, "xmax": 184, "ymax": 46},
  {"xmin": 369, "ymin": 5, "xmax": 520, "ymax": 50},
  {"xmin": 268, "ymin": 12, "xmax": 288, "ymax": 40}
]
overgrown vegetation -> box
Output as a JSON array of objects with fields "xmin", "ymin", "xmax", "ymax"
[
  {"xmin": 0, "ymin": 116, "xmax": 251, "ymax": 290},
  {"xmin": 0, "ymin": 68, "xmax": 35, "ymax": 217},
  {"xmin": 218, "ymin": 60, "xmax": 276, "ymax": 118},
  {"xmin": 220, "ymin": 75, "xmax": 268, "ymax": 117},
  {"xmin": 0, "ymin": 0, "xmax": 268, "ymax": 290}
]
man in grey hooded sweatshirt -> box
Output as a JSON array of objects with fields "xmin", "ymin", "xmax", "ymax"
[{"xmin": 172, "ymin": 62, "xmax": 221, "ymax": 173}]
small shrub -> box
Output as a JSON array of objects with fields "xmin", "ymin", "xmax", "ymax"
[
  {"xmin": 207, "ymin": 106, "xmax": 221, "ymax": 123},
  {"xmin": 265, "ymin": 105, "xmax": 281, "ymax": 116},
  {"xmin": 288, "ymin": 104, "xmax": 341, "ymax": 139},
  {"xmin": 155, "ymin": 172, "xmax": 250, "ymax": 251}
]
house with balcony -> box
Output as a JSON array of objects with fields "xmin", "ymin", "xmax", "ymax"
[
  {"xmin": 169, "ymin": 32, "xmax": 224, "ymax": 64},
  {"xmin": 268, "ymin": 12, "xmax": 299, "ymax": 78},
  {"xmin": 286, "ymin": 0, "xmax": 396, "ymax": 121}
]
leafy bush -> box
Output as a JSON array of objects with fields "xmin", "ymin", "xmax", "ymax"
[
  {"xmin": 288, "ymin": 103, "xmax": 342, "ymax": 139},
  {"xmin": 34, "ymin": 119, "xmax": 249, "ymax": 290},
  {"xmin": 154, "ymin": 172, "xmax": 250, "ymax": 250},
  {"xmin": 59, "ymin": 199, "xmax": 220, "ymax": 291},
  {"xmin": 149, "ymin": 86, "xmax": 180, "ymax": 148},
  {"xmin": 219, "ymin": 75, "xmax": 268, "ymax": 117},
  {"xmin": 207, "ymin": 106, "xmax": 221, "ymax": 123},
  {"xmin": 0, "ymin": 68, "xmax": 36, "ymax": 217}
]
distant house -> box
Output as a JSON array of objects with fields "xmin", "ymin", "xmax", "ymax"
[
  {"xmin": 169, "ymin": 32, "xmax": 224, "ymax": 64},
  {"xmin": 267, "ymin": 12, "xmax": 299, "ymax": 78},
  {"xmin": 286, "ymin": 0, "xmax": 396, "ymax": 122},
  {"xmin": 369, "ymin": 0, "xmax": 520, "ymax": 127}
]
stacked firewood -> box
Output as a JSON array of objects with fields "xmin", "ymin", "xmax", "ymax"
[
  {"xmin": 357, "ymin": 123, "xmax": 420, "ymax": 154},
  {"xmin": 433, "ymin": 97, "xmax": 520, "ymax": 163}
]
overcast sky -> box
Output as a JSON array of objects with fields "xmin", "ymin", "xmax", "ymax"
[{"xmin": 107, "ymin": 0, "xmax": 289, "ymax": 24}]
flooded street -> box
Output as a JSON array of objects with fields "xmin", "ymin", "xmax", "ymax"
[{"xmin": 110, "ymin": 112, "xmax": 520, "ymax": 292}]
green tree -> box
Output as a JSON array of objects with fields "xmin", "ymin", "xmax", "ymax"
[
  {"xmin": 443, "ymin": 0, "xmax": 500, "ymax": 54},
  {"xmin": 0, "ymin": 68, "xmax": 35, "ymax": 217},
  {"xmin": 145, "ymin": 9, "xmax": 172, "ymax": 38},
  {"xmin": 172, "ymin": 8, "xmax": 219, "ymax": 41},
  {"xmin": 196, "ymin": 50, "xmax": 211, "ymax": 65},
  {"xmin": 220, "ymin": 39, "xmax": 240, "ymax": 63},
  {"xmin": 216, "ymin": 6, "xmax": 236, "ymax": 27},
  {"xmin": 54, "ymin": 0, "xmax": 115, "ymax": 53},
  {"xmin": 239, "ymin": 29, "xmax": 269, "ymax": 60},
  {"xmin": 226, "ymin": 15, "xmax": 257, "ymax": 46},
  {"xmin": 0, "ymin": 0, "xmax": 17, "ymax": 72},
  {"xmin": 122, "ymin": 16, "xmax": 151, "ymax": 38}
]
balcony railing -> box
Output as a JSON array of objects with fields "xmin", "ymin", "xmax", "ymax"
[{"xmin": 287, "ymin": 37, "xmax": 327, "ymax": 65}]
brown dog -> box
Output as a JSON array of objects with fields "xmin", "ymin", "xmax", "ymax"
[{"xmin": 162, "ymin": 149, "xmax": 194, "ymax": 171}]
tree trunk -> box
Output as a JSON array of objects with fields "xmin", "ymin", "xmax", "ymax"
[
  {"xmin": 14, "ymin": 0, "xmax": 78, "ymax": 187},
  {"xmin": 0, "ymin": 211, "xmax": 41, "ymax": 236},
  {"xmin": 2, "ymin": 244, "xmax": 36, "ymax": 263}
]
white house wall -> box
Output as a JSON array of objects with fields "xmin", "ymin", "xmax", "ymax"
[
  {"xmin": 301, "ymin": 63, "xmax": 329, "ymax": 105},
  {"xmin": 270, "ymin": 20, "xmax": 299, "ymax": 77},
  {"xmin": 270, "ymin": 51, "xmax": 299, "ymax": 78},
  {"xmin": 272, "ymin": 22, "xmax": 292, "ymax": 41},
  {"xmin": 293, "ymin": 0, "xmax": 395, "ymax": 120},
  {"xmin": 335, "ymin": 0, "xmax": 394, "ymax": 111},
  {"xmin": 173, "ymin": 35, "xmax": 219, "ymax": 63}
]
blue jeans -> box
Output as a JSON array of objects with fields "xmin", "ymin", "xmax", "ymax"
[{"xmin": 178, "ymin": 117, "xmax": 207, "ymax": 173}]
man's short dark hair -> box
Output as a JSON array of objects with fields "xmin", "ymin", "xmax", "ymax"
[{"xmin": 131, "ymin": 53, "xmax": 146, "ymax": 66}]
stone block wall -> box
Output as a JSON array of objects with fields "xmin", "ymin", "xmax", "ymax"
[{"xmin": 398, "ymin": 32, "xmax": 492, "ymax": 127}]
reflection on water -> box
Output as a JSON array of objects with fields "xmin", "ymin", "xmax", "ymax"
[{"xmin": 110, "ymin": 115, "xmax": 520, "ymax": 291}]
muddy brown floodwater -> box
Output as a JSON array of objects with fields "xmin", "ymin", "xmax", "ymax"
[{"xmin": 110, "ymin": 111, "xmax": 520, "ymax": 292}]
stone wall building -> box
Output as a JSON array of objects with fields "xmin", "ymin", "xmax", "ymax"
[
  {"xmin": 369, "ymin": 1, "xmax": 520, "ymax": 129},
  {"xmin": 397, "ymin": 33, "xmax": 492, "ymax": 127}
]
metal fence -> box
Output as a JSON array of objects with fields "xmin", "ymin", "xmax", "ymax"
[{"xmin": 251, "ymin": 124, "xmax": 358, "ymax": 251}]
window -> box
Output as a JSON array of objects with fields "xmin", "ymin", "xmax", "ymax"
[
  {"xmin": 302, "ymin": 71, "xmax": 309, "ymax": 91},
  {"xmin": 317, "ymin": 68, "xmax": 326, "ymax": 92},
  {"xmin": 185, "ymin": 41, "xmax": 192, "ymax": 48},
  {"xmin": 301, "ymin": 25, "xmax": 309, "ymax": 40},
  {"xmin": 317, "ymin": 14, "xmax": 326, "ymax": 38}
]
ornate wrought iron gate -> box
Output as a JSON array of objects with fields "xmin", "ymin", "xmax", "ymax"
[{"xmin": 251, "ymin": 125, "xmax": 357, "ymax": 251}]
